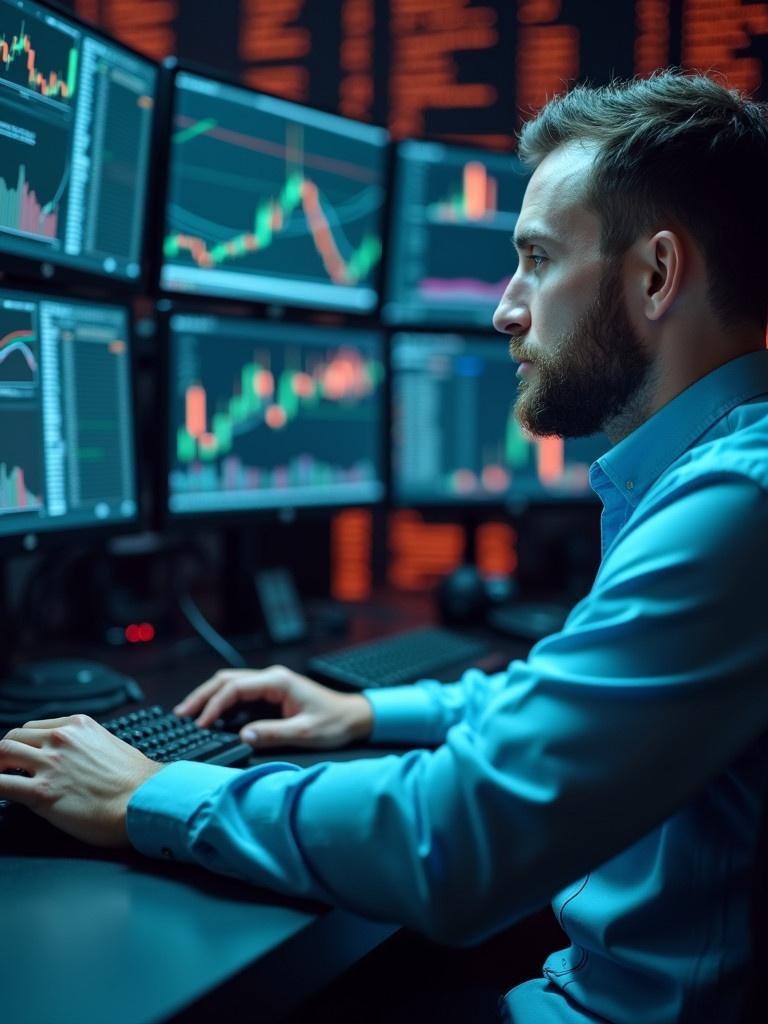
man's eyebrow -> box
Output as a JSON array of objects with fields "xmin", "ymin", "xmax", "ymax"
[{"xmin": 512, "ymin": 229, "xmax": 558, "ymax": 251}]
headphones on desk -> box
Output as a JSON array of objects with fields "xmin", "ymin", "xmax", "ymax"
[
  {"xmin": 435, "ymin": 565, "xmax": 517, "ymax": 626},
  {"xmin": 0, "ymin": 663, "xmax": 144, "ymax": 728}
]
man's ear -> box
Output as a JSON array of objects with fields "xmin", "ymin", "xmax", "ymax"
[{"xmin": 641, "ymin": 230, "xmax": 685, "ymax": 322}]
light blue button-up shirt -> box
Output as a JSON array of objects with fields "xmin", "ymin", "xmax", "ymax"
[{"xmin": 129, "ymin": 350, "xmax": 768, "ymax": 1024}]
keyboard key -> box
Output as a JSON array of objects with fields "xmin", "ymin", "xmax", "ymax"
[{"xmin": 101, "ymin": 708, "xmax": 252, "ymax": 768}]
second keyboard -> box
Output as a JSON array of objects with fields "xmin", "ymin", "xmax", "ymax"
[{"xmin": 307, "ymin": 626, "xmax": 494, "ymax": 690}]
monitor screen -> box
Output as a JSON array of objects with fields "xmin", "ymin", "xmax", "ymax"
[
  {"xmin": 160, "ymin": 71, "xmax": 389, "ymax": 313},
  {"xmin": 166, "ymin": 312, "xmax": 386, "ymax": 517},
  {"xmin": 0, "ymin": 287, "xmax": 138, "ymax": 541},
  {"xmin": 0, "ymin": 0, "xmax": 157, "ymax": 283},
  {"xmin": 383, "ymin": 141, "xmax": 529, "ymax": 329},
  {"xmin": 391, "ymin": 332, "xmax": 608, "ymax": 506}
]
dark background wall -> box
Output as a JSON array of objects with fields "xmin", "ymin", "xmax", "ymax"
[
  {"xmin": 62, "ymin": 0, "xmax": 768, "ymax": 148},
  {"xmin": 48, "ymin": 0, "xmax": 768, "ymax": 603}
]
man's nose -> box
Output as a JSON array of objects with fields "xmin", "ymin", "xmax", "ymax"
[{"xmin": 493, "ymin": 279, "xmax": 531, "ymax": 336}]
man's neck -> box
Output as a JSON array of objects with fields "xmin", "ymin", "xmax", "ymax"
[
  {"xmin": 602, "ymin": 362, "xmax": 660, "ymax": 444},
  {"xmin": 603, "ymin": 329, "xmax": 765, "ymax": 444}
]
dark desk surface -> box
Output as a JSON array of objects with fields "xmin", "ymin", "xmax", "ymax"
[
  {"xmin": 0, "ymin": 592, "xmax": 528, "ymax": 1024},
  {"xmin": 1, "ymin": 765, "xmax": 396, "ymax": 1024}
]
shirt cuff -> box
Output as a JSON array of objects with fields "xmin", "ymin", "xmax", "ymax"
[
  {"xmin": 363, "ymin": 684, "xmax": 447, "ymax": 746},
  {"xmin": 127, "ymin": 760, "xmax": 241, "ymax": 862}
]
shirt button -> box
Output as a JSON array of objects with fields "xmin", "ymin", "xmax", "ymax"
[
  {"xmin": 161, "ymin": 847, "xmax": 175, "ymax": 860},
  {"xmin": 625, "ymin": 480, "xmax": 634, "ymax": 491}
]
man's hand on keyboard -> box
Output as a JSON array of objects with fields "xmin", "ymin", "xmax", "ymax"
[
  {"xmin": 174, "ymin": 666, "xmax": 374, "ymax": 751},
  {"xmin": 0, "ymin": 715, "xmax": 163, "ymax": 847}
]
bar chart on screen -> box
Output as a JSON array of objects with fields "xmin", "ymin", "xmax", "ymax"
[
  {"xmin": 0, "ymin": 293, "xmax": 42, "ymax": 516},
  {"xmin": 391, "ymin": 332, "xmax": 606, "ymax": 506},
  {"xmin": 384, "ymin": 141, "xmax": 529, "ymax": 328}
]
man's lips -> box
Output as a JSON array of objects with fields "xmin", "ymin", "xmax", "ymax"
[
  {"xmin": 509, "ymin": 341, "xmax": 534, "ymax": 365},
  {"xmin": 511, "ymin": 350, "xmax": 535, "ymax": 367}
]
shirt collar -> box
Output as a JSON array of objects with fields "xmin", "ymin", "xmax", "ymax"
[{"xmin": 594, "ymin": 350, "xmax": 768, "ymax": 508}]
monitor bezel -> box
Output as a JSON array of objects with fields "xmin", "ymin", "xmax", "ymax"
[
  {"xmin": 0, "ymin": 282, "xmax": 144, "ymax": 555},
  {"xmin": 380, "ymin": 136, "xmax": 529, "ymax": 332},
  {"xmin": 152, "ymin": 58, "xmax": 391, "ymax": 318},
  {"xmin": 154, "ymin": 300, "xmax": 391, "ymax": 530},
  {"xmin": 0, "ymin": 0, "xmax": 161, "ymax": 293},
  {"xmin": 387, "ymin": 326, "xmax": 602, "ymax": 513}
]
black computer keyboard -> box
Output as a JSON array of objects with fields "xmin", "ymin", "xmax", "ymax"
[
  {"xmin": 102, "ymin": 706, "xmax": 253, "ymax": 767},
  {"xmin": 0, "ymin": 709, "xmax": 252, "ymax": 834},
  {"xmin": 307, "ymin": 626, "xmax": 495, "ymax": 690}
]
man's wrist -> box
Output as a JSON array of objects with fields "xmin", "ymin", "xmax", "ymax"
[
  {"xmin": 346, "ymin": 694, "xmax": 374, "ymax": 743},
  {"xmin": 118, "ymin": 759, "xmax": 165, "ymax": 845}
]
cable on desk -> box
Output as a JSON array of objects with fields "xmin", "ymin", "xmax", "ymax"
[{"xmin": 176, "ymin": 591, "xmax": 247, "ymax": 669}]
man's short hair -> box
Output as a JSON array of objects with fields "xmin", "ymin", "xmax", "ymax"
[{"xmin": 518, "ymin": 71, "xmax": 768, "ymax": 331}]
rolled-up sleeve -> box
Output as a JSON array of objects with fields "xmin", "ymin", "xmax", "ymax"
[{"xmin": 128, "ymin": 479, "xmax": 768, "ymax": 945}]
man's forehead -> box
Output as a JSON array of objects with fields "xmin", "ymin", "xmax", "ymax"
[{"xmin": 516, "ymin": 142, "xmax": 599, "ymax": 246}]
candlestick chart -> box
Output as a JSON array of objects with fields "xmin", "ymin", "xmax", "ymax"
[
  {"xmin": 384, "ymin": 141, "xmax": 530, "ymax": 328},
  {"xmin": 161, "ymin": 74, "xmax": 387, "ymax": 313},
  {"xmin": 0, "ymin": 3, "xmax": 78, "ymax": 105},
  {"xmin": 168, "ymin": 317, "xmax": 386, "ymax": 514}
]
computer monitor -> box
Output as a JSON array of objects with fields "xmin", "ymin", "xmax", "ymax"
[
  {"xmin": 0, "ymin": 286, "xmax": 138, "ymax": 547},
  {"xmin": 391, "ymin": 332, "xmax": 608, "ymax": 507},
  {"xmin": 382, "ymin": 140, "xmax": 530, "ymax": 329},
  {"xmin": 159, "ymin": 67, "xmax": 389, "ymax": 314},
  {"xmin": 163, "ymin": 310, "xmax": 386, "ymax": 520},
  {"xmin": 0, "ymin": 0, "xmax": 157, "ymax": 285}
]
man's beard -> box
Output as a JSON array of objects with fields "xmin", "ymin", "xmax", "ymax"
[{"xmin": 513, "ymin": 263, "xmax": 653, "ymax": 438}]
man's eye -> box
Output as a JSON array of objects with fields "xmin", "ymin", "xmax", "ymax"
[{"xmin": 527, "ymin": 253, "xmax": 548, "ymax": 269}]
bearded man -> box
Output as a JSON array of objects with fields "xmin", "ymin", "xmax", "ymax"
[{"xmin": 3, "ymin": 71, "xmax": 768, "ymax": 1024}]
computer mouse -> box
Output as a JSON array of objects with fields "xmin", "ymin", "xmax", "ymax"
[{"xmin": 213, "ymin": 700, "xmax": 280, "ymax": 734}]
